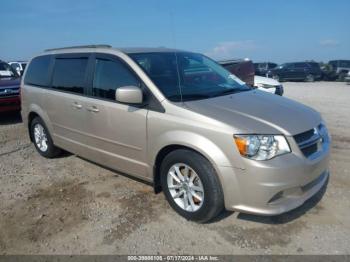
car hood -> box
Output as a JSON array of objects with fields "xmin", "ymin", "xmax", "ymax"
[
  {"xmin": 254, "ymin": 75, "xmax": 280, "ymax": 86},
  {"xmin": 0, "ymin": 77, "xmax": 21, "ymax": 89},
  {"xmin": 183, "ymin": 90, "xmax": 321, "ymax": 136}
]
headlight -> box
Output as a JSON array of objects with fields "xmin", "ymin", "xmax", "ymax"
[{"xmin": 234, "ymin": 135, "xmax": 291, "ymax": 160}]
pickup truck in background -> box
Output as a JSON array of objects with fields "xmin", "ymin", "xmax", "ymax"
[
  {"xmin": 254, "ymin": 62, "xmax": 278, "ymax": 76},
  {"xmin": 218, "ymin": 58, "xmax": 283, "ymax": 95},
  {"xmin": 218, "ymin": 58, "xmax": 255, "ymax": 87},
  {"xmin": 8, "ymin": 61, "xmax": 28, "ymax": 76}
]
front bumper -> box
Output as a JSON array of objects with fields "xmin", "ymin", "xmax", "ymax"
[
  {"xmin": 275, "ymin": 85, "xmax": 284, "ymax": 96},
  {"xmin": 219, "ymin": 135, "xmax": 330, "ymax": 215},
  {"xmin": 0, "ymin": 96, "xmax": 21, "ymax": 112}
]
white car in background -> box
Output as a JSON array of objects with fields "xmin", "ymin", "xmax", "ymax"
[
  {"xmin": 346, "ymin": 71, "xmax": 350, "ymax": 84},
  {"xmin": 8, "ymin": 61, "xmax": 27, "ymax": 76},
  {"xmin": 254, "ymin": 75, "xmax": 284, "ymax": 96}
]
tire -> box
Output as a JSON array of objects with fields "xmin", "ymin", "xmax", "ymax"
[
  {"xmin": 30, "ymin": 117, "xmax": 61, "ymax": 158},
  {"xmin": 160, "ymin": 149, "xmax": 224, "ymax": 223},
  {"xmin": 272, "ymin": 74, "xmax": 280, "ymax": 82},
  {"xmin": 305, "ymin": 74, "xmax": 315, "ymax": 82}
]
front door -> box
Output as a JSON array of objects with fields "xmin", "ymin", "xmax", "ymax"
[
  {"xmin": 282, "ymin": 63, "xmax": 296, "ymax": 80},
  {"xmin": 82, "ymin": 54, "xmax": 149, "ymax": 179},
  {"xmin": 294, "ymin": 63, "xmax": 308, "ymax": 80}
]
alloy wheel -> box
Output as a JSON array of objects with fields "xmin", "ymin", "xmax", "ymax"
[
  {"xmin": 33, "ymin": 123, "xmax": 48, "ymax": 152},
  {"xmin": 167, "ymin": 163, "xmax": 204, "ymax": 212}
]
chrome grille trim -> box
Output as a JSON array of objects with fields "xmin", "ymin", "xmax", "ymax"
[
  {"xmin": 298, "ymin": 130, "xmax": 322, "ymax": 149},
  {"xmin": 294, "ymin": 127, "xmax": 322, "ymax": 158}
]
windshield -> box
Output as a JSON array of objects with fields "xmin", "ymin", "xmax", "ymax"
[
  {"xmin": 0, "ymin": 62, "xmax": 19, "ymax": 79},
  {"xmin": 129, "ymin": 52, "xmax": 250, "ymax": 102}
]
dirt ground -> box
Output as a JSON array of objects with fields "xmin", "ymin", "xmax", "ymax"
[{"xmin": 0, "ymin": 81, "xmax": 349, "ymax": 255}]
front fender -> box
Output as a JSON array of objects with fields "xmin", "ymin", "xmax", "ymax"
[{"xmin": 150, "ymin": 130, "xmax": 232, "ymax": 168}]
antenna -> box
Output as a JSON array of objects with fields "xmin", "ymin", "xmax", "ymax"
[
  {"xmin": 169, "ymin": 11, "xmax": 177, "ymax": 50},
  {"xmin": 169, "ymin": 9, "xmax": 183, "ymax": 102}
]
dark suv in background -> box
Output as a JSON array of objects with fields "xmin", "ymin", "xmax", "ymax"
[
  {"xmin": 0, "ymin": 60, "xmax": 21, "ymax": 113},
  {"xmin": 254, "ymin": 62, "xmax": 277, "ymax": 76},
  {"xmin": 267, "ymin": 62, "xmax": 322, "ymax": 82},
  {"xmin": 218, "ymin": 59, "xmax": 255, "ymax": 86}
]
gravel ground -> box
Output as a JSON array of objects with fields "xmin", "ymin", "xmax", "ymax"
[{"xmin": 0, "ymin": 81, "xmax": 349, "ymax": 255}]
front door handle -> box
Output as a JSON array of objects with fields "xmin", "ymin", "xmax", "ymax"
[
  {"xmin": 72, "ymin": 102, "xmax": 82, "ymax": 109},
  {"xmin": 87, "ymin": 106, "xmax": 99, "ymax": 113}
]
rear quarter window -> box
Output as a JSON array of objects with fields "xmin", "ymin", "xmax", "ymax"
[{"xmin": 24, "ymin": 55, "xmax": 51, "ymax": 87}]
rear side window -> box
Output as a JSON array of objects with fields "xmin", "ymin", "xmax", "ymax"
[
  {"xmin": 52, "ymin": 58, "xmax": 88, "ymax": 94},
  {"xmin": 295, "ymin": 63, "xmax": 310, "ymax": 68},
  {"xmin": 259, "ymin": 63, "xmax": 267, "ymax": 69},
  {"xmin": 92, "ymin": 58, "xmax": 139, "ymax": 100},
  {"xmin": 339, "ymin": 61, "xmax": 350, "ymax": 67},
  {"xmin": 24, "ymin": 55, "xmax": 51, "ymax": 87},
  {"xmin": 308, "ymin": 63, "xmax": 320, "ymax": 70}
]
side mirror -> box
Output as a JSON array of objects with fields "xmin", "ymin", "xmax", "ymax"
[{"xmin": 115, "ymin": 86, "xmax": 143, "ymax": 104}]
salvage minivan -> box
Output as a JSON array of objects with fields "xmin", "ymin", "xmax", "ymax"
[{"xmin": 21, "ymin": 45, "xmax": 330, "ymax": 222}]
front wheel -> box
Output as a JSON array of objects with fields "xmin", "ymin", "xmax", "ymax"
[{"xmin": 160, "ymin": 149, "xmax": 224, "ymax": 223}]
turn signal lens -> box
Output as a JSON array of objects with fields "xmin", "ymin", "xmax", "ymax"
[{"xmin": 234, "ymin": 137, "xmax": 248, "ymax": 156}]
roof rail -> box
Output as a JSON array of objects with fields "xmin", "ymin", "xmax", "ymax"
[{"xmin": 45, "ymin": 44, "xmax": 112, "ymax": 52}]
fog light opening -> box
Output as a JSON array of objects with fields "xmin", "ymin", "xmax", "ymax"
[{"xmin": 268, "ymin": 191, "xmax": 284, "ymax": 204}]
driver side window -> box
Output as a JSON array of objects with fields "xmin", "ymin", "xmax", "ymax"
[{"xmin": 93, "ymin": 58, "xmax": 140, "ymax": 100}]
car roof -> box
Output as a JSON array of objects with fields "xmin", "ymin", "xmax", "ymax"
[
  {"xmin": 42, "ymin": 45, "xmax": 186, "ymax": 55},
  {"xmin": 9, "ymin": 61, "xmax": 27, "ymax": 63},
  {"xmin": 118, "ymin": 47, "xmax": 184, "ymax": 54}
]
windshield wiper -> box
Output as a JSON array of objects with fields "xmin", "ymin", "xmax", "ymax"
[
  {"xmin": 167, "ymin": 93, "xmax": 212, "ymax": 101},
  {"xmin": 212, "ymin": 87, "xmax": 250, "ymax": 97}
]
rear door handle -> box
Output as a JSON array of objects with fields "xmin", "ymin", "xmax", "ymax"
[
  {"xmin": 87, "ymin": 106, "xmax": 99, "ymax": 113},
  {"xmin": 72, "ymin": 102, "xmax": 82, "ymax": 109}
]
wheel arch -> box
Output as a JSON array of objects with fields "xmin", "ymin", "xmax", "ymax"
[
  {"xmin": 151, "ymin": 132, "xmax": 231, "ymax": 194},
  {"xmin": 26, "ymin": 105, "xmax": 54, "ymax": 143}
]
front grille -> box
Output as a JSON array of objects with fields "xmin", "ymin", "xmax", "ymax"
[
  {"xmin": 294, "ymin": 129, "xmax": 314, "ymax": 144},
  {"xmin": 294, "ymin": 127, "xmax": 322, "ymax": 158},
  {"xmin": 0, "ymin": 88, "xmax": 20, "ymax": 97}
]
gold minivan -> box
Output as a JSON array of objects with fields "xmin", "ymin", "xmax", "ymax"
[{"xmin": 21, "ymin": 45, "xmax": 330, "ymax": 222}]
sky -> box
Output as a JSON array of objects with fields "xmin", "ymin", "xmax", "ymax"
[{"xmin": 1, "ymin": 0, "xmax": 349, "ymax": 63}]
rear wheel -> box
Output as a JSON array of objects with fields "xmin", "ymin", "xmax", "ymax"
[
  {"xmin": 160, "ymin": 149, "xmax": 224, "ymax": 223},
  {"xmin": 30, "ymin": 117, "xmax": 61, "ymax": 158}
]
